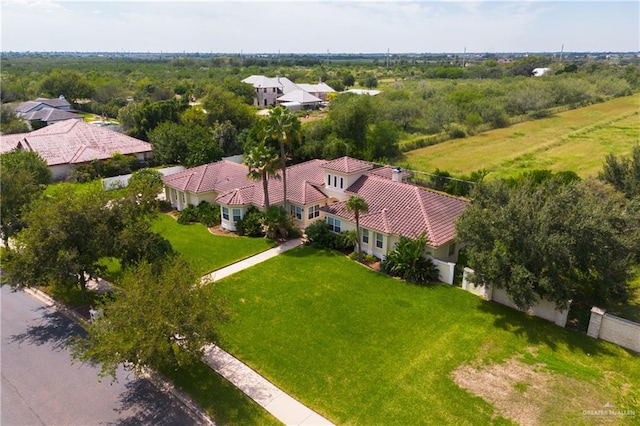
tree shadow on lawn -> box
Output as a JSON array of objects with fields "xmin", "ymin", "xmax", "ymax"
[
  {"xmin": 8, "ymin": 306, "xmax": 84, "ymax": 351},
  {"xmin": 476, "ymin": 299, "xmax": 618, "ymax": 357}
]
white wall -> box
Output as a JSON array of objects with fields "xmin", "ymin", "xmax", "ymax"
[
  {"xmin": 431, "ymin": 258, "xmax": 456, "ymax": 285},
  {"xmin": 461, "ymin": 268, "xmax": 570, "ymax": 327},
  {"xmin": 587, "ymin": 307, "xmax": 640, "ymax": 353}
]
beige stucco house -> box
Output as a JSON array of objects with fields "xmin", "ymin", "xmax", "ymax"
[
  {"xmin": 0, "ymin": 120, "xmax": 152, "ymax": 180},
  {"xmin": 162, "ymin": 156, "xmax": 468, "ymax": 278}
]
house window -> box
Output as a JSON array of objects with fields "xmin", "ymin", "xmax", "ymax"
[
  {"xmin": 222, "ymin": 206, "xmax": 229, "ymax": 220},
  {"xmin": 362, "ymin": 228, "xmax": 369, "ymax": 244},
  {"xmin": 333, "ymin": 176, "xmax": 337, "ymax": 187},
  {"xmin": 340, "ymin": 177, "xmax": 344, "ymax": 189},
  {"xmin": 308, "ymin": 204, "xmax": 320, "ymax": 220},
  {"xmin": 263, "ymin": 88, "xmax": 267, "ymax": 93},
  {"xmin": 233, "ymin": 208, "xmax": 242, "ymax": 223},
  {"xmin": 448, "ymin": 243, "xmax": 456, "ymax": 257},
  {"xmin": 326, "ymin": 216, "xmax": 342, "ymax": 233},
  {"xmin": 290, "ymin": 204, "xmax": 302, "ymax": 220},
  {"xmin": 264, "ymin": 99, "xmax": 267, "ymax": 106},
  {"xmin": 173, "ymin": 189, "xmax": 178, "ymax": 202},
  {"xmin": 375, "ymin": 233, "xmax": 383, "ymax": 249},
  {"xmin": 182, "ymin": 192, "xmax": 186, "ymax": 203},
  {"xmin": 327, "ymin": 174, "xmax": 331, "ymax": 187},
  {"xmin": 273, "ymin": 88, "xmax": 276, "ymax": 93}
]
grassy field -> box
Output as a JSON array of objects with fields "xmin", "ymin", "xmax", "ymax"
[
  {"xmin": 207, "ymin": 247, "xmax": 640, "ymax": 425},
  {"xmin": 402, "ymin": 94, "xmax": 640, "ymax": 179},
  {"xmin": 150, "ymin": 213, "xmax": 276, "ymax": 275}
]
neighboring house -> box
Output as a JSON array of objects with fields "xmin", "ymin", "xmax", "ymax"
[
  {"xmin": 162, "ymin": 156, "xmax": 468, "ymax": 264},
  {"xmin": 0, "ymin": 120, "xmax": 152, "ymax": 180},
  {"xmin": 14, "ymin": 96, "xmax": 72, "ymax": 114},
  {"xmin": 242, "ymin": 75, "xmax": 335, "ymax": 109},
  {"xmin": 19, "ymin": 108, "xmax": 82, "ymax": 126},
  {"xmin": 13, "ymin": 96, "xmax": 82, "ymax": 127}
]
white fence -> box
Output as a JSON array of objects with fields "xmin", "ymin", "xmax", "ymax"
[
  {"xmin": 587, "ymin": 307, "xmax": 640, "ymax": 353},
  {"xmin": 461, "ymin": 267, "xmax": 570, "ymax": 327},
  {"xmin": 431, "ymin": 258, "xmax": 456, "ymax": 285}
]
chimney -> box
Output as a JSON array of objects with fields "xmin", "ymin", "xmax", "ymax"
[{"xmin": 392, "ymin": 167, "xmax": 402, "ymax": 183}]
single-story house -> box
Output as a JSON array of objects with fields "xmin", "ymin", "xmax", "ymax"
[
  {"xmin": 14, "ymin": 96, "xmax": 72, "ymax": 114},
  {"xmin": 13, "ymin": 96, "xmax": 82, "ymax": 128},
  {"xmin": 163, "ymin": 156, "xmax": 468, "ymax": 264},
  {"xmin": 242, "ymin": 75, "xmax": 335, "ymax": 109},
  {"xmin": 0, "ymin": 119, "xmax": 152, "ymax": 180}
]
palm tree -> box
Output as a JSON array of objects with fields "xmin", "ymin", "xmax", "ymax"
[
  {"xmin": 265, "ymin": 106, "xmax": 299, "ymax": 211},
  {"xmin": 244, "ymin": 143, "xmax": 280, "ymax": 209},
  {"xmin": 345, "ymin": 195, "xmax": 369, "ymax": 262}
]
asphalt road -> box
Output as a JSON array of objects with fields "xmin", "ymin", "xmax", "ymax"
[{"xmin": 1, "ymin": 285, "xmax": 198, "ymax": 425}]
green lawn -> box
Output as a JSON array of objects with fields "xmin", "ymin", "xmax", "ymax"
[
  {"xmin": 402, "ymin": 93, "xmax": 640, "ymax": 180},
  {"xmin": 206, "ymin": 247, "xmax": 640, "ymax": 425},
  {"xmin": 151, "ymin": 213, "xmax": 276, "ymax": 275}
]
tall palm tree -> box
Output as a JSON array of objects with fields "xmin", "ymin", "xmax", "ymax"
[
  {"xmin": 345, "ymin": 195, "xmax": 369, "ymax": 262},
  {"xmin": 265, "ymin": 106, "xmax": 299, "ymax": 211},
  {"xmin": 244, "ymin": 143, "xmax": 280, "ymax": 209}
]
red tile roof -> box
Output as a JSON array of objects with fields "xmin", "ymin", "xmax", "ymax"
[
  {"xmin": 163, "ymin": 158, "xmax": 327, "ymax": 208},
  {"xmin": 5, "ymin": 120, "xmax": 151, "ymax": 166},
  {"xmin": 323, "ymin": 175, "xmax": 468, "ymax": 247},
  {"xmin": 321, "ymin": 156, "xmax": 373, "ymax": 174}
]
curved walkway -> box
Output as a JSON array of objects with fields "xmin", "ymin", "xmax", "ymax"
[{"xmin": 203, "ymin": 238, "xmax": 334, "ymax": 425}]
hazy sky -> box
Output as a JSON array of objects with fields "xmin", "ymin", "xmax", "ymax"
[{"xmin": 1, "ymin": 1, "xmax": 638, "ymax": 53}]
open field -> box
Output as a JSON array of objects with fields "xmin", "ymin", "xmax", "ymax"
[
  {"xmin": 207, "ymin": 247, "xmax": 640, "ymax": 425},
  {"xmin": 402, "ymin": 94, "xmax": 640, "ymax": 179}
]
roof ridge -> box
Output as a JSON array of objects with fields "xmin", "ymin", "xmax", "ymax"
[{"xmin": 414, "ymin": 186, "xmax": 435, "ymax": 242}]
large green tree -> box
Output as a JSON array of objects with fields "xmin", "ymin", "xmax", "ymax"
[
  {"xmin": 39, "ymin": 69, "xmax": 94, "ymax": 104},
  {"xmin": 2, "ymin": 188, "xmax": 121, "ymax": 299},
  {"xmin": 148, "ymin": 122, "xmax": 223, "ymax": 167},
  {"xmin": 456, "ymin": 177, "xmax": 640, "ymax": 312},
  {"xmin": 72, "ymin": 257, "xmax": 225, "ymax": 379},
  {"xmin": 0, "ymin": 150, "xmax": 51, "ymax": 248},
  {"xmin": 345, "ymin": 196, "xmax": 369, "ymax": 262}
]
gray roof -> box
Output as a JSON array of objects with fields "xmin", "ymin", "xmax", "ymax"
[
  {"xmin": 21, "ymin": 107, "xmax": 81, "ymax": 123},
  {"xmin": 277, "ymin": 90, "xmax": 322, "ymax": 104}
]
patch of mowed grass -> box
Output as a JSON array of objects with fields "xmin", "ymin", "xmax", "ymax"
[
  {"xmin": 207, "ymin": 246, "xmax": 640, "ymax": 425},
  {"xmin": 151, "ymin": 213, "xmax": 276, "ymax": 275},
  {"xmin": 161, "ymin": 359, "xmax": 280, "ymax": 426},
  {"xmin": 402, "ymin": 94, "xmax": 640, "ymax": 179}
]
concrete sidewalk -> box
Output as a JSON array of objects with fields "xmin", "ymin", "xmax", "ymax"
[
  {"xmin": 203, "ymin": 345, "xmax": 333, "ymax": 426},
  {"xmin": 203, "ymin": 237, "xmax": 334, "ymax": 425},
  {"xmin": 205, "ymin": 238, "xmax": 304, "ymax": 283}
]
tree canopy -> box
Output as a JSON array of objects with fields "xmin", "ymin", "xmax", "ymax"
[
  {"xmin": 456, "ymin": 177, "xmax": 640, "ymax": 312},
  {"xmin": 72, "ymin": 257, "xmax": 225, "ymax": 379},
  {"xmin": 0, "ymin": 150, "xmax": 51, "ymax": 248}
]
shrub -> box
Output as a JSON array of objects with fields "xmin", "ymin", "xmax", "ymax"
[
  {"xmin": 177, "ymin": 205, "xmax": 199, "ymax": 224},
  {"xmin": 236, "ymin": 207, "xmax": 264, "ymax": 237},
  {"xmin": 335, "ymin": 230, "xmax": 356, "ymax": 253},
  {"xmin": 305, "ymin": 220, "xmax": 336, "ymax": 249},
  {"xmin": 381, "ymin": 233, "xmax": 440, "ymax": 285},
  {"xmin": 196, "ymin": 201, "xmax": 220, "ymax": 227}
]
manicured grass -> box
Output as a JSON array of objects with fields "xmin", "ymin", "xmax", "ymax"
[
  {"xmin": 162, "ymin": 360, "xmax": 280, "ymax": 426},
  {"xmin": 402, "ymin": 93, "xmax": 640, "ymax": 179},
  {"xmin": 151, "ymin": 214, "xmax": 276, "ymax": 275},
  {"xmin": 206, "ymin": 246, "xmax": 640, "ymax": 425}
]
